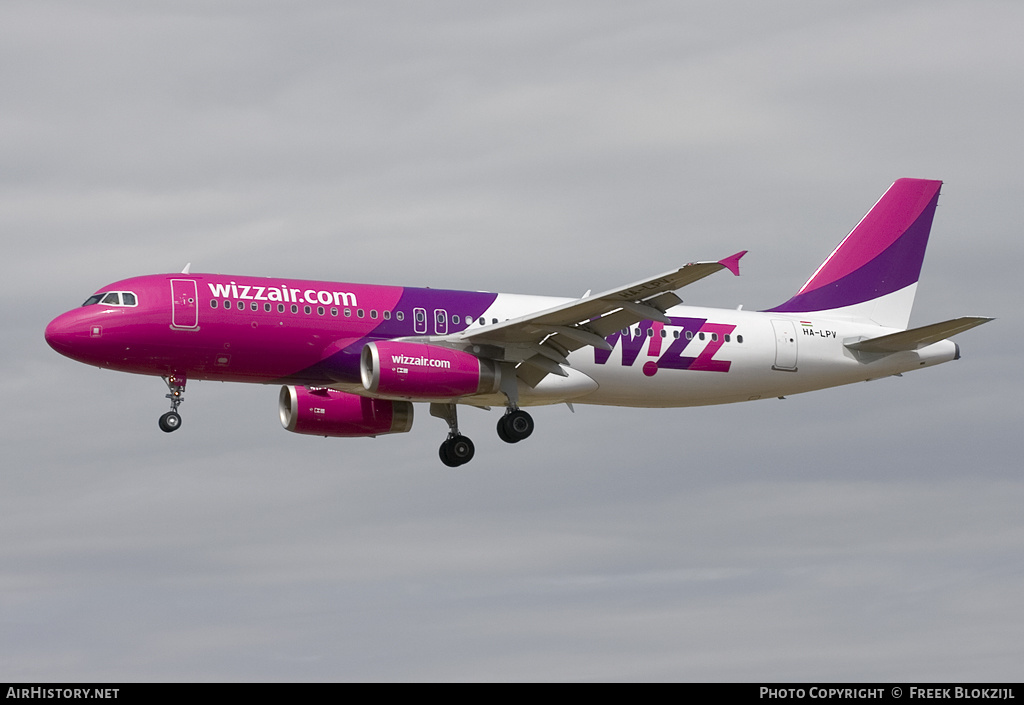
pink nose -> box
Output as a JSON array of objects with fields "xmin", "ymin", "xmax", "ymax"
[{"xmin": 44, "ymin": 312, "xmax": 85, "ymax": 357}]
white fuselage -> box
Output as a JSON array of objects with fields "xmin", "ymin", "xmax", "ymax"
[{"xmin": 465, "ymin": 293, "xmax": 957, "ymax": 409}]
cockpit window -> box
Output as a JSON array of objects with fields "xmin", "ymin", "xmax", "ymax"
[{"xmin": 81, "ymin": 291, "xmax": 138, "ymax": 307}]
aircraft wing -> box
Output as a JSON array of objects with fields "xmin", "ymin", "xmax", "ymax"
[{"xmin": 447, "ymin": 251, "xmax": 746, "ymax": 386}]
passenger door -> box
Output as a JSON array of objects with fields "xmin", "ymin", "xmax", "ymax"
[{"xmin": 171, "ymin": 279, "xmax": 199, "ymax": 330}]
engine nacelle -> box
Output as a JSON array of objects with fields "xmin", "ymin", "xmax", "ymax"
[
  {"xmin": 360, "ymin": 341, "xmax": 500, "ymax": 399},
  {"xmin": 279, "ymin": 386, "xmax": 413, "ymax": 437}
]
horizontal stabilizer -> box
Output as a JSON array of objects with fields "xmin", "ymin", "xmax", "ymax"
[{"xmin": 845, "ymin": 316, "xmax": 993, "ymax": 353}]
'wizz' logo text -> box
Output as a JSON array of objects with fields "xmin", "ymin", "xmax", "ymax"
[{"xmin": 594, "ymin": 316, "xmax": 736, "ymax": 376}]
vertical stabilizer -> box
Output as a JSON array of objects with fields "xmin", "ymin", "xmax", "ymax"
[{"xmin": 766, "ymin": 178, "xmax": 942, "ymax": 329}]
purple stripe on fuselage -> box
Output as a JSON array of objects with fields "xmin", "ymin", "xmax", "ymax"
[{"xmin": 284, "ymin": 287, "xmax": 499, "ymax": 385}]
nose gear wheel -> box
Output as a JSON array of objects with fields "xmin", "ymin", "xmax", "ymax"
[{"xmin": 159, "ymin": 375, "xmax": 187, "ymax": 433}]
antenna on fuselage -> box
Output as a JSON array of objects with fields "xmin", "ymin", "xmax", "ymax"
[{"xmin": 181, "ymin": 263, "xmax": 191, "ymax": 274}]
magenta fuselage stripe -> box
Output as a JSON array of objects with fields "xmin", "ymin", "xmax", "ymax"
[{"xmin": 44, "ymin": 273, "xmax": 499, "ymax": 385}]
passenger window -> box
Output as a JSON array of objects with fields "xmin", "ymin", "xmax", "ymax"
[
  {"xmin": 383, "ymin": 310, "xmax": 391, "ymax": 320},
  {"xmin": 251, "ymin": 302, "xmax": 258, "ymax": 311},
  {"xmin": 317, "ymin": 306, "xmax": 324, "ymax": 315},
  {"xmin": 685, "ymin": 331, "xmax": 693, "ymax": 340},
  {"xmin": 737, "ymin": 335, "xmax": 744, "ymax": 344},
  {"xmin": 698, "ymin": 332, "xmax": 705, "ymax": 341},
  {"xmin": 237, "ymin": 301, "xmax": 244, "ymax": 311},
  {"xmin": 304, "ymin": 305, "xmax": 311, "ymax": 314},
  {"xmin": 291, "ymin": 304, "xmax": 298, "ymax": 314},
  {"xmin": 223, "ymin": 300, "xmax": 231, "ymax": 309},
  {"xmin": 278, "ymin": 304, "xmax": 285, "ymax": 313},
  {"xmin": 396, "ymin": 311, "xmax": 404, "ymax": 321},
  {"xmin": 265, "ymin": 303, "xmax": 272, "ymax": 312},
  {"xmin": 370, "ymin": 309, "xmax": 378, "ymax": 319},
  {"xmin": 210, "ymin": 300, "xmax": 218, "ymax": 309},
  {"xmin": 331, "ymin": 307, "xmax": 338, "ymax": 316}
]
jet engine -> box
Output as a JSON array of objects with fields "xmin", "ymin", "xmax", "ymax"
[
  {"xmin": 279, "ymin": 386, "xmax": 413, "ymax": 437},
  {"xmin": 360, "ymin": 341, "xmax": 500, "ymax": 399}
]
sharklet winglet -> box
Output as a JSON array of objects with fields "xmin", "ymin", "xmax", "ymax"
[{"xmin": 718, "ymin": 251, "xmax": 746, "ymax": 276}]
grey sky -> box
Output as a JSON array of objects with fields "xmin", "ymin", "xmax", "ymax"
[{"xmin": 2, "ymin": 0, "xmax": 1021, "ymax": 681}]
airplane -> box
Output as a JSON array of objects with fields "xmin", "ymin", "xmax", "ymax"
[{"xmin": 45, "ymin": 178, "xmax": 991, "ymax": 466}]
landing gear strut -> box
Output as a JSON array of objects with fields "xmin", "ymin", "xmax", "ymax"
[
  {"xmin": 430, "ymin": 403, "xmax": 475, "ymax": 467},
  {"xmin": 159, "ymin": 374, "xmax": 186, "ymax": 433}
]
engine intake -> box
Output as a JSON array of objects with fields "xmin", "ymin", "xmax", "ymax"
[
  {"xmin": 361, "ymin": 341, "xmax": 500, "ymax": 399},
  {"xmin": 279, "ymin": 386, "xmax": 413, "ymax": 437}
]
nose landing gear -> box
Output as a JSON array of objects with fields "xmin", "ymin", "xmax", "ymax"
[{"xmin": 159, "ymin": 374, "xmax": 186, "ymax": 433}]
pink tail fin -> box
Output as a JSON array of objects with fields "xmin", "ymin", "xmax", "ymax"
[{"xmin": 766, "ymin": 179, "xmax": 942, "ymax": 328}]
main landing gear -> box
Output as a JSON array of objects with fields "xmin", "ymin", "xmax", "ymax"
[
  {"xmin": 430, "ymin": 403, "xmax": 475, "ymax": 467},
  {"xmin": 158, "ymin": 374, "xmax": 186, "ymax": 433},
  {"xmin": 497, "ymin": 408, "xmax": 534, "ymax": 444},
  {"xmin": 430, "ymin": 402, "xmax": 535, "ymax": 467}
]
